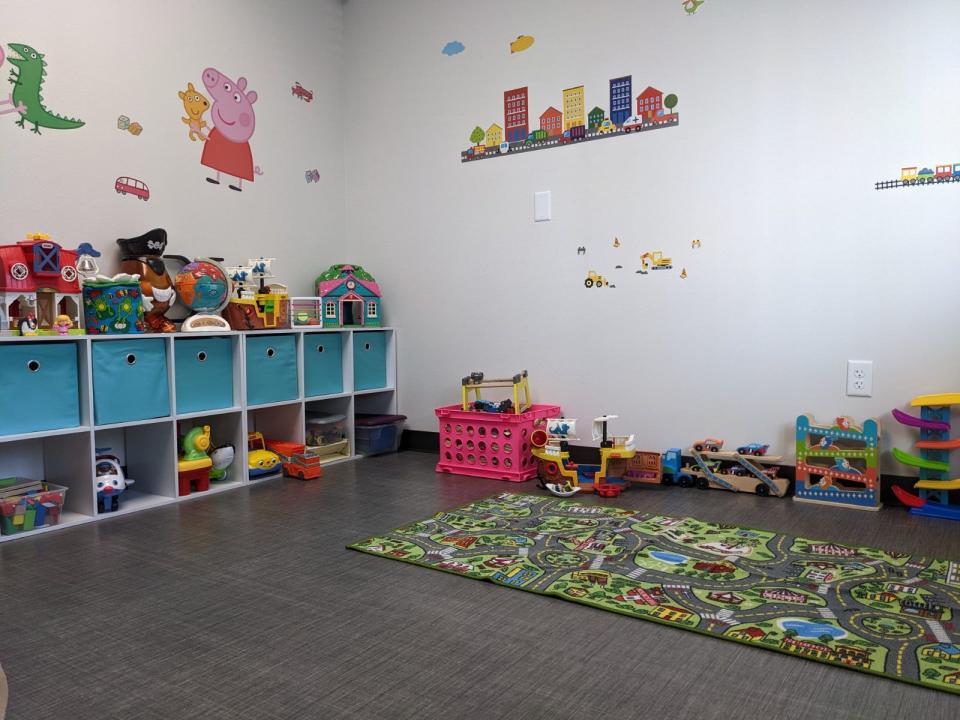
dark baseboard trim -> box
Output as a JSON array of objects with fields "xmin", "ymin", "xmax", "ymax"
[
  {"xmin": 399, "ymin": 430, "xmax": 930, "ymax": 507},
  {"xmin": 400, "ymin": 429, "xmax": 440, "ymax": 453}
]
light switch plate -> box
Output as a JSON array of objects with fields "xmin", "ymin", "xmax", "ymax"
[{"xmin": 534, "ymin": 191, "xmax": 551, "ymax": 222}]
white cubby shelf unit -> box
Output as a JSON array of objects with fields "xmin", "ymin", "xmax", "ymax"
[{"xmin": 0, "ymin": 327, "xmax": 397, "ymax": 543}]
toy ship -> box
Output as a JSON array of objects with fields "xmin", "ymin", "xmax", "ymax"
[{"xmin": 223, "ymin": 257, "xmax": 289, "ymax": 330}]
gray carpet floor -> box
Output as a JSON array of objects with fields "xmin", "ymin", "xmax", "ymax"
[{"xmin": 1, "ymin": 451, "xmax": 959, "ymax": 719}]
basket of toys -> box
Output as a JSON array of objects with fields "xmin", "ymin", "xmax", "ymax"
[
  {"xmin": 435, "ymin": 403, "xmax": 562, "ymax": 482},
  {"xmin": 0, "ymin": 479, "xmax": 69, "ymax": 536}
]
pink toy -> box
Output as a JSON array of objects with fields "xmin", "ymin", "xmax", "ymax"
[
  {"xmin": 435, "ymin": 403, "xmax": 561, "ymax": 482},
  {"xmin": 200, "ymin": 67, "xmax": 258, "ymax": 192}
]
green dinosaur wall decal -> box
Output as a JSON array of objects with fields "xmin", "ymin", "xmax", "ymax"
[{"xmin": 7, "ymin": 43, "xmax": 84, "ymax": 134}]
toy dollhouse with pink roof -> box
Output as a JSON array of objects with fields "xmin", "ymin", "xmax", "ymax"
[{"xmin": 314, "ymin": 264, "xmax": 382, "ymax": 328}]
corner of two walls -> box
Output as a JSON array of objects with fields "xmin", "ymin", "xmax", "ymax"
[{"xmin": 342, "ymin": 0, "xmax": 960, "ymax": 475}]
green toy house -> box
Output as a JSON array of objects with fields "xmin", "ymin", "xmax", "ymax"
[{"xmin": 314, "ymin": 264, "xmax": 382, "ymax": 328}]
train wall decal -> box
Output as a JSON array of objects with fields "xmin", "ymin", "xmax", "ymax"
[
  {"xmin": 875, "ymin": 164, "xmax": 960, "ymax": 190},
  {"xmin": 463, "ymin": 78, "xmax": 679, "ymax": 163}
]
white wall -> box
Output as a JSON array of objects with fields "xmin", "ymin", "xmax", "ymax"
[
  {"xmin": 342, "ymin": 0, "xmax": 960, "ymax": 469},
  {"xmin": 0, "ymin": 0, "xmax": 344, "ymax": 295}
]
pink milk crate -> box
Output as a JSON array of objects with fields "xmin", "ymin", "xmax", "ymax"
[{"xmin": 435, "ymin": 403, "xmax": 561, "ymax": 482}]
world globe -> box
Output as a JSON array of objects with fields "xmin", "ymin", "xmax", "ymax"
[{"xmin": 174, "ymin": 260, "xmax": 230, "ymax": 314}]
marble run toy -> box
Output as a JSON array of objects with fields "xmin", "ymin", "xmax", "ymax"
[
  {"xmin": 891, "ymin": 393, "xmax": 960, "ymax": 521},
  {"xmin": 531, "ymin": 415, "xmax": 636, "ymax": 496},
  {"xmin": 795, "ymin": 415, "xmax": 881, "ymax": 510},
  {"xmin": 461, "ymin": 370, "xmax": 530, "ymax": 415}
]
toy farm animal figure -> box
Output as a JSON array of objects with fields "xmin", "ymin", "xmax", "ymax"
[
  {"xmin": 178, "ymin": 82, "xmax": 209, "ymax": 141},
  {"xmin": 117, "ymin": 228, "xmax": 177, "ymax": 332},
  {"xmin": 199, "ymin": 67, "xmax": 257, "ymax": 192}
]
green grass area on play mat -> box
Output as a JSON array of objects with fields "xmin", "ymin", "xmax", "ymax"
[{"xmin": 348, "ymin": 492, "xmax": 960, "ymax": 695}]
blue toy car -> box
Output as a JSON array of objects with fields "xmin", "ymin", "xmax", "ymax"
[{"xmin": 736, "ymin": 443, "xmax": 769, "ymax": 457}]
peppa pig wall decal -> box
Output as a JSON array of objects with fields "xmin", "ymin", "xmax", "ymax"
[{"xmin": 198, "ymin": 67, "xmax": 258, "ymax": 192}]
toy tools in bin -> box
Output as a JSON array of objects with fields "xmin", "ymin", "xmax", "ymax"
[
  {"xmin": 224, "ymin": 258, "xmax": 290, "ymax": 330},
  {"xmin": 0, "ymin": 477, "xmax": 68, "ymax": 535},
  {"xmin": 462, "ymin": 370, "xmax": 530, "ymax": 415}
]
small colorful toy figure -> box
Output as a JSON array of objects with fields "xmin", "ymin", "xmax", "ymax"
[
  {"xmin": 18, "ymin": 314, "xmax": 37, "ymax": 336},
  {"xmin": 209, "ymin": 443, "xmax": 236, "ymax": 482},
  {"xmin": 53, "ymin": 314, "xmax": 73, "ymax": 335},
  {"xmin": 95, "ymin": 453, "xmax": 134, "ymax": 513}
]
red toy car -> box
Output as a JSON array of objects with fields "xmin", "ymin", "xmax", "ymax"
[
  {"xmin": 693, "ymin": 437, "xmax": 724, "ymax": 453},
  {"xmin": 292, "ymin": 82, "xmax": 313, "ymax": 102}
]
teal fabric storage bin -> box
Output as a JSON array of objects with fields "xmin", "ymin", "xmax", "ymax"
[
  {"xmin": 245, "ymin": 334, "xmax": 298, "ymax": 405},
  {"xmin": 92, "ymin": 339, "xmax": 170, "ymax": 425},
  {"xmin": 304, "ymin": 333, "xmax": 343, "ymax": 397},
  {"xmin": 353, "ymin": 331, "xmax": 387, "ymax": 391},
  {"xmin": 0, "ymin": 342, "xmax": 80, "ymax": 435},
  {"xmin": 174, "ymin": 337, "xmax": 234, "ymax": 414}
]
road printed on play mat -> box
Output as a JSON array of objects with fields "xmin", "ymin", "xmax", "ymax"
[{"xmin": 348, "ymin": 492, "xmax": 960, "ymax": 695}]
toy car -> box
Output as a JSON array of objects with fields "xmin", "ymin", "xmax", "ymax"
[
  {"xmin": 595, "ymin": 118, "xmax": 617, "ymax": 134},
  {"xmin": 284, "ymin": 453, "xmax": 322, "ymax": 480},
  {"xmin": 584, "ymin": 270, "xmax": 609, "ymax": 288},
  {"xmin": 621, "ymin": 116, "xmax": 644, "ymax": 132},
  {"xmin": 692, "ymin": 437, "xmax": 723, "ymax": 452},
  {"xmin": 736, "ymin": 443, "xmax": 769, "ymax": 456},
  {"xmin": 248, "ymin": 432, "xmax": 281, "ymax": 478},
  {"xmin": 292, "ymin": 82, "xmax": 313, "ymax": 102}
]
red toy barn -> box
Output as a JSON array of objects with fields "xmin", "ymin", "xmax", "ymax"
[{"xmin": 0, "ymin": 234, "xmax": 82, "ymax": 335}]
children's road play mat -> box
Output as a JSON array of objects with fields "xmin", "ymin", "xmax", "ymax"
[{"xmin": 348, "ymin": 493, "xmax": 960, "ymax": 695}]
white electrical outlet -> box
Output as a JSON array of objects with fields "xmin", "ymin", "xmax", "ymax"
[{"xmin": 846, "ymin": 360, "xmax": 873, "ymax": 397}]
